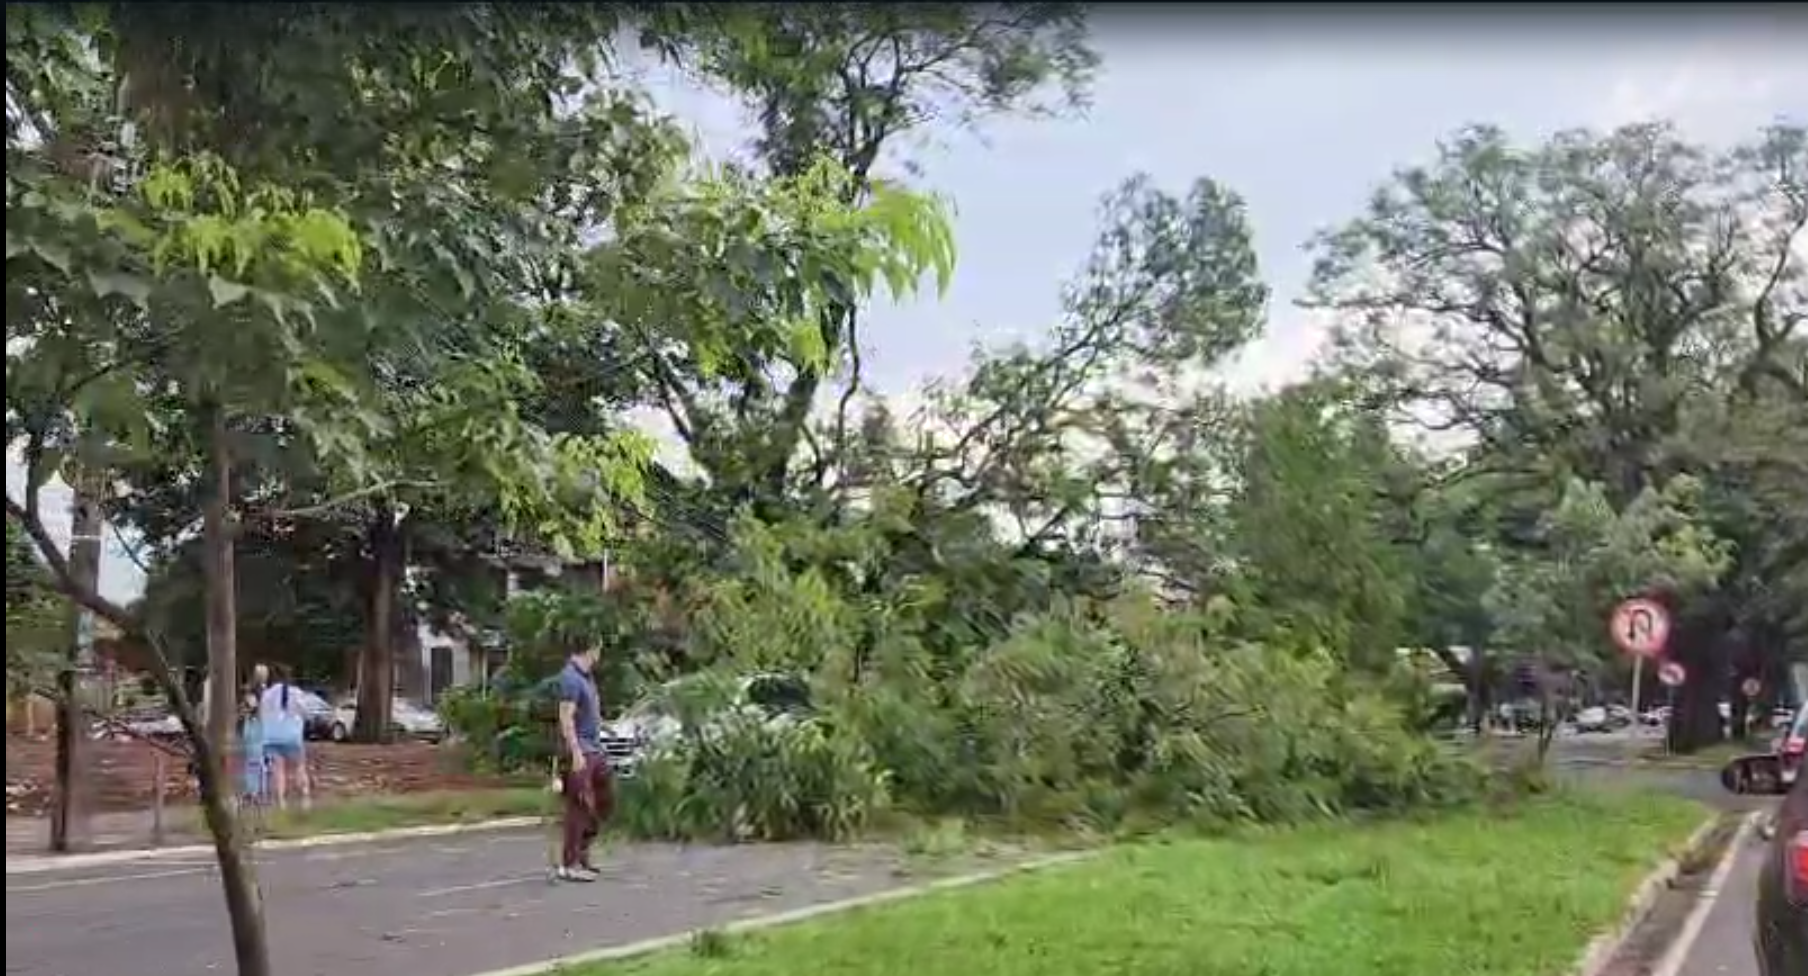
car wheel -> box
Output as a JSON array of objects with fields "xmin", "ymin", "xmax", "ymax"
[{"xmin": 330, "ymin": 722, "xmax": 348, "ymax": 742}]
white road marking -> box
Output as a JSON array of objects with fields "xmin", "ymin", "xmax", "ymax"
[
  {"xmin": 6, "ymin": 865, "xmax": 212, "ymax": 894},
  {"xmin": 301, "ymin": 846, "xmax": 405, "ymax": 862},
  {"xmin": 417, "ymin": 874, "xmax": 548, "ymax": 898},
  {"xmin": 424, "ymin": 906, "xmax": 487, "ymax": 919},
  {"xmin": 1651, "ymin": 811, "xmax": 1761, "ymax": 976}
]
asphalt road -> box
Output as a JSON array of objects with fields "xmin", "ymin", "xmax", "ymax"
[
  {"xmin": 0, "ymin": 734, "xmax": 1768, "ymax": 976},
  {"xmin": 1675, "ymin": 835, "xmax": 1764, "ymax": 976},
  {"xmin": 5, "ymin": 829, "xmax": 956, "ymax": 976}
]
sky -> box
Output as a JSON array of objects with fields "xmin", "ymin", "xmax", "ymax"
[{"xmin": 9, "ymin": 11, "xmax": 1806, "ymax": 602}]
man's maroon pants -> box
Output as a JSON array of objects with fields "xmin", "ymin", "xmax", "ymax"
[{"xmin": 561, "ymin": 756, "xmax": 614, "ymax": 868}]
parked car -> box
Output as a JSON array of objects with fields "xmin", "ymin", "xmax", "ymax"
[
  {"xmin": 1572, "ymin": 706, "xmax": 1612, "ymax": 734},
  {"xmin": 1723, "ymin": 751, "xmax": 1808, "ymax": 976},
  {"xmin": 103, "ymin": 706, "xmax": 182, "ymax": 741},
  {"xmin": 1759, "ymin": 775, "xmax": 1808, "ymax": 976},
  {"xmin": 1775, "ymin": 703, "xmax": 1807, "ymax": 787},
  {"xmin": 602, "ymin": 672, "xmax": 815, "ymax": 776},
  {"xmin": 328, "ymin": 697, "xmax": 445, "ymax": 743},
  {"xmin": 295, "ymin": 689, "xmax": 338, "ymax": 741}
]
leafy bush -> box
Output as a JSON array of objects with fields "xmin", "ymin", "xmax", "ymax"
[
  {"xmin": 438, "ymin": 678, "xmax": 562, "ymax": 774},
  {"xmin": 459, "ymin": 533, "xmax": 1486, "ymax": 842},
  {"xmin": 616, "ymin": 709, "xmax": 889, "ymax": 842}
]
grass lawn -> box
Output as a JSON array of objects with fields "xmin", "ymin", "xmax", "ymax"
[
  {"xmin": 258, "ymin": 786, "xmax": 550, "ymax": 839},
  {"xmin": 578, "ymin": 790, "xmax": 1707, "ymax": 976}
]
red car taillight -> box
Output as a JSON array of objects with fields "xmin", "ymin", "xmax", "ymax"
[{"xmin": 1786, "ymin": 736, "xmax": 1806, "ymax": 757}]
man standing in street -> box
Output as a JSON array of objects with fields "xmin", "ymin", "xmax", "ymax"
[{"xmin": 554, "ymin": 643, "xmax": 613, "ymax": 882}]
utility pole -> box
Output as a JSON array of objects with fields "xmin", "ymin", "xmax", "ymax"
[{"xmin": 51, "ymin": 472, "xmax": 105, "ymax": 853}]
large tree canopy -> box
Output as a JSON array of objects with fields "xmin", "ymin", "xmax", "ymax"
[{"xmin": 1309, "ymin": 120, "xmax": 1807, "ymax": 742}]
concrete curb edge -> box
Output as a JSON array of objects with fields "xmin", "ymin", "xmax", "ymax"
[
  {"xmin": 1568, "ymin": 810, "xmax": 1752, "ymax": 976},
  {"xmin": 4, "ymin": 815, "xmax": 541, "ymax": 875},
  {"xmin": 1649, "ymin": 811, "xmax": 1761, "ymax": 976},
  {"xmin": 462, "ymin": 850, "xmax": 1102, "ymax": 976}
]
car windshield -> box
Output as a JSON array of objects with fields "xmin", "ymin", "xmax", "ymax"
[{"xmin": 1791, "ymin": 704, "xmax": 1808, "ymax": 739}]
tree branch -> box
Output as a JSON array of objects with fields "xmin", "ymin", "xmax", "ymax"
[
  {"xmin": 250, "ymin": 479, "xmax": 437, "ymax": 522},
  {"xmin": 10, "ymin": 444, "xmax": 203, "ymax": 747}
]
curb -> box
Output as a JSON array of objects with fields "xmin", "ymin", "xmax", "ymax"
[
  {"xmin": 1568, "ymin": 811, "xmax": 1746, "ymax": 976},
  {"xmin": 462, "ymin": 850, "xmax": 1101, "ymax": 976},
  {"xmin": 1649, "ymin": 811, "xmax": 1760, "ymax": 976},
  {"xmin": 4, "ymin": 816, "xmax": 541, "ymax": 876}
]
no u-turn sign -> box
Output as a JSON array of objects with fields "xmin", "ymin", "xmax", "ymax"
[{"xmin": 1609, "ymin": 598, "xmax": 1670, "ymax": 659}]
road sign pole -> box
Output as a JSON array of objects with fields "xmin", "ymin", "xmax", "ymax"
[
  {"xmin": 1630, "ymin": 656, "xmax": 1644, "ymax": 735},
  {"xmin": 1664, "ymin": 685, "xmax": 1677, "ymax": 755}
]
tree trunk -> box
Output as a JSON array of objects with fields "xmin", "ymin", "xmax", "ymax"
[
  {"xmin": 394, "ymin": 614, "xmax": 425, "ymax": 703},
  {"xmin": 50, "ymin": 664, "xmax": 85, "ymax": 852},
  {"xmin": 200, "ymin": 400, "xmax": 273, "ymax": 976},
  {"xmin": 49, "ymin": 473, "xmax": 105, "ymax": 852},
  {"xmin": 185, "ymin": 721, "xmax": 270, "ymax": 976},
  {"xmin": 202, "ymin": 403, "xmax": 239, "ymax": 760},
  {"xmin": 354, "ymin": 505, "xmax": 400, "ymax": 742},
  {"xmin": 1535, "ymin": 690, "xmax": 1558, "ymax": 765},
  {"xmin": 1431, "ymin": 646, "xmax": 1489, "ymax": 735},
  {"xmin": 1666, "ymin": 601, "xmax": 1730, "ymax": 754}
]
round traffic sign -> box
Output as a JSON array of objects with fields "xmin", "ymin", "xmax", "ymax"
[
  {"xmin": 1609, "ymin": 598, "xmax": 1671, "ymax": 659},
  {"xmin": 1741, "ymin": 677, "xmax": 1762, "ymax": 699},
  {"xmin": 1657, "ymin": 660, "xmax": 1686, "ymax": 688}
]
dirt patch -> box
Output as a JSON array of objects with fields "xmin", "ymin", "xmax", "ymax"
[{"xmin": 5, "ymin": 733, "xmax": 508, "ymax": 816}]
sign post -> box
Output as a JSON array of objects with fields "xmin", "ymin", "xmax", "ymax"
[
  {"xmin": 1658, "ymin": 662, "xmax": 1686, "ymax": 756},
  {"xmin": 1610, "ymin": 598, "xmax": 1672, "ymax": 735},
  {"xmin": 1632, "ymin": 656, "xmax": 1645, "ymax": 729}
]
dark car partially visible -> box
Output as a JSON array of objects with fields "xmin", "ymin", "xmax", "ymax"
[
  {"xmin": 1756, "ymin": 766, "xmax": 1808, "ymax": 976},
  {"xmin": 1776, "ymin": 703, "xmax": 1807, "ymax": 788}
]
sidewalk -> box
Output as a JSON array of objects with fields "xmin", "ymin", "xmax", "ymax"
[{"xmin": 5, "ymin": 808, "xmax": 200, "ymax": 857}]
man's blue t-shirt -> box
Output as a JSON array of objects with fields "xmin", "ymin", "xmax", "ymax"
[{"xmin": 557, "ymin": 660, "xmax": 603, "ymax": 755}]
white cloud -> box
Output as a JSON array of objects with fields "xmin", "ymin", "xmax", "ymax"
[{"xmin": 1594, "ymin": 46, "xmax": 1806, "ymax": 141}]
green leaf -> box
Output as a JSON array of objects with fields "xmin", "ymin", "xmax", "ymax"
[
  {"xmin": 30, "ymin": 239, "xmax": 72, "ymax": 274},
  {"xmin": 207, "ymin": 275, "xmax": 252, "ymax": 308},
  {"xmin": 85, "ymin": 270, "xmax": 154, "ymax": 309},
  {"xmin": 786, "ymin": 319, "xmax": 829, "ymax": 370}
]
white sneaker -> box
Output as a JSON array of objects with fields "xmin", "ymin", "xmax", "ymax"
[{"xmin": 555, "ymin": 865, "xmax": 599, "ymax": 883}]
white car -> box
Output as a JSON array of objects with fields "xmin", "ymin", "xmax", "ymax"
[
  {"xmin": 602, "ymin": 672, "xmax": 814, "ymax": 774},
  {"xmin": 329, "ymin": 697, "xmax": 445, "ymax": 742},
  {"xmin": 1573, "ymin": 706, "xmax": 1612, "ymax": 733},
  {"xmin": 109, "ymin": 711, "xmax": 182, "ymax": 740}
]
